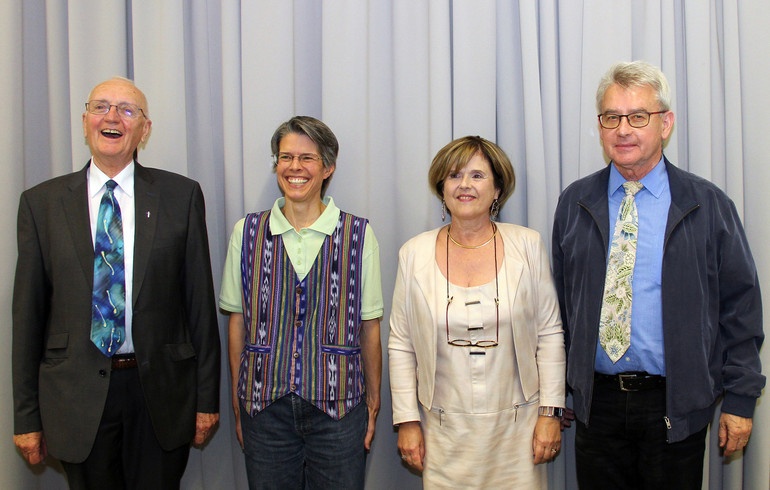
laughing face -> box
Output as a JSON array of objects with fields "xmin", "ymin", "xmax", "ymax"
[
  {"xmin": 275, "ymin": 132, "xmax": 334, "ymax": 205},
  {"xmin": 83, "ymin": 79, "xmax": 151, "ymax": 175}
]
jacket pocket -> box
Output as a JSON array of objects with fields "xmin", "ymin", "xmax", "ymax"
[
  {"xmin": 44, "ymin": 332, "xmax": 69, "ymax": 359},
  {"xmin": 164, "ymin": 342, "xmax": 197, "ymax": 361}
]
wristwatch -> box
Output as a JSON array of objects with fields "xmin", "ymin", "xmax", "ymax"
[{"xmin": 538, "ymin": 406, "xmax": 564, "ymax": 418}]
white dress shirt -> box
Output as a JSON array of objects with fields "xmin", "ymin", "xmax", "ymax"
[{"xmin": 88, "ymin": 160, "xmax": 135, "ymax": 354}]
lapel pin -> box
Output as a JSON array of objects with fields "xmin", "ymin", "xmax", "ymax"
[{"xmin": 146, "ymin": 211, "xmax": 151, "ymax": 218}]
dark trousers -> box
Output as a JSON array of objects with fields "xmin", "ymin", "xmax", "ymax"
[
  {"xmin": 61, "ymin": 367, "xmax": 190, "ymax": 490},
  {"xmin": 575, "ymin": 375, "xmax": 707, "ymax": 490},
  {"xmin": 240, "ymin": 393, "xmax": 368, "ymax": 490}
]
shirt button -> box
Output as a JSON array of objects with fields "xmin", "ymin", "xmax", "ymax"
[
  {"xmin": 291, "ymin": 384, "xmax": 297, "ymax": 391},
  {"xmin": 294, "ymin": 320, "xmax": 302, "ymax": 328},
  {"xmin": 98, "ymin": 369, "xmax": 107, "ymax": 377},
  {"xmin": 296, "ymin": 286, "xmax": 303, "ymax": 294},
  {"xmin": 293, "ymin": 352, "xmax": 300, "ymax": 359}
]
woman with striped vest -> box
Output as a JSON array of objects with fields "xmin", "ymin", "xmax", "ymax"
[{"xmin": 219, "ymin": 116, "xmax": 384, "ymax": 489}]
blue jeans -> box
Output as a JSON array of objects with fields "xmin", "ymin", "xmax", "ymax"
[
  {"xmin": 575, "ymin": 375, "xmax": 707, "ymax": 490},
  {"xmin": 240, "ymin": 394, "xmax": 367, "ymax": 490}
]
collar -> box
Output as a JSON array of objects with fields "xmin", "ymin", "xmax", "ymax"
[
  {"xmin": 268, "ymin": 196, "xmax": 341, "ymax": 235},
  {"xmin": 87, "ymin": 159, "xmax": 135, "ymax": 198},
  {"xmin": 608, "ymin": 156, "xmax": 667, "ymax": 199}
]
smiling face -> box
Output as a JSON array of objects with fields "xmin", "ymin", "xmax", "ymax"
[
  {"xmin": 83, "ymin": 79, "xmax": 151, "ymax": 175},
  {"xmin": 442, "ymin": 152, "xmax": 501, "ymax": 221},
  {"xmin": 275, "ymin": 132, "xmax": 335, "ymax": 205},
  {"xmin": 599, "ymin": 83, "xmax": 674, "ymax": 180}
]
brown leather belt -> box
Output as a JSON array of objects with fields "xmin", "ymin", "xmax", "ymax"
[
  {"xmin": 111, "ymin": 353, "xmax": 138, "ymax": 370},
  {"xmin": 595, "ymin": 372, "xmax": 665, "ymax": 392}
]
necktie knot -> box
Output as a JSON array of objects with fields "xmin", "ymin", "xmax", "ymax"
[
  {"xmin": 623, "ymin": 181, "xmax": 643, "ymax": 196},
  {"xmin": 105, "ymin": 180, "xmax": 118, "ymax": 192}
]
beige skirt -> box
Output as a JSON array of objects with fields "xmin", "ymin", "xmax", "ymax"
[{"xmin": 420, "ymin": 399, "xmax": 545, "ymax": 489}]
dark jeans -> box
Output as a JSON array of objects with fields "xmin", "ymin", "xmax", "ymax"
[
  {"xmin": 61, "ymin": 367, "xmax": 190, "ymax": 490},
  {"xmin": 240, "ymin": 393, "xmax": 368, "ymax": 490},
  {"xmin": 575, "ymin": 375, "xmax": 707, "ymax": 490}
]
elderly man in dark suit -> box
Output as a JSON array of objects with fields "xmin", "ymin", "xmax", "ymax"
[{"xmin": 12, "ymin": 77, "xmax": 221, "ymax": 489}]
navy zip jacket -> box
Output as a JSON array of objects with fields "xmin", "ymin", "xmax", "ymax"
[{"xmin": 552, "ymin": 157, "xmax": 764, "ymax": 443}]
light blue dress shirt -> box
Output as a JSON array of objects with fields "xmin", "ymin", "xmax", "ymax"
[{"xmin": 595, "ymin": 158, "xmax": 671, "ymax": 375}]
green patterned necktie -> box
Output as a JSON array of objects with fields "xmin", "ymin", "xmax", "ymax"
[{"xmin": 599, "ymin": 180, "xmax": 643, "ymax": 363}]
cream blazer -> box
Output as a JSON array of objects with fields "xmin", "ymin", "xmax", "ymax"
[{"xmin": 388, "ymin": 223, "xmax": 566, "ymax": 425}]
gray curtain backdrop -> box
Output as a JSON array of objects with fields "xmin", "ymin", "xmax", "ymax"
[{"xmin": 2, "ymin": 1, "xmax": 767, "ymax": 489}]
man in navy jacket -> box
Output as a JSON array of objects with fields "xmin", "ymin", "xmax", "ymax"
[{"xmin": 552, "ymin": 61, "xmax": 763, "ymax": 489}]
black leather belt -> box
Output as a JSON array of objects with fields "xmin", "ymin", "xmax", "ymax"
[
  {"xmin": 111, "ymin": 353, "xmax": 137, "ymax": 370},
  {"xmin": 595, "ymin": 372, "xmax": 665, "ymax": 391}
]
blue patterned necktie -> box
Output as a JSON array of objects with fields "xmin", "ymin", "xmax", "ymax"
[{"xmin": 91, "ymin": 180, "xmax": 126, "ymax": 356}]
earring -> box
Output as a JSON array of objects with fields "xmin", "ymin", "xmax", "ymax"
[
  {"xmin": 490, "ymin": 199, "xmax": 500, "ymax": 221},
  {"xmin": 441, "ymin": 200, "xmax": 447, "ymax": 222}
]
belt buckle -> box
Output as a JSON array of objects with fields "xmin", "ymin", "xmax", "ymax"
[{"xmin": 618, "ymin": 373, "xmax": 638, "ymax": 391}]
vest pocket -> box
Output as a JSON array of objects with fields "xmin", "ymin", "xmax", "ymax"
[
  {"xmin": 320, "ymin": 344, "xmax": 361, "ymax": 356},
  {"xmin": 245, "ymin": 344, "xmax": 272, "ymax": 354}
]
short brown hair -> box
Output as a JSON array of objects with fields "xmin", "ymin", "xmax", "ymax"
[
  {"xmin": 271, "ymin": 116, "xmax": 338, "ymax": 195},
  {"xmin": 428, "ymin": 136, "xmax": 516, "ymax": 211}
]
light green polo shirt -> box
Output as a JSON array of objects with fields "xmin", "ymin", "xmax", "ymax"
[{"xmin": 219, "ymin": 196, "xmax": 384, "ymax": 320}]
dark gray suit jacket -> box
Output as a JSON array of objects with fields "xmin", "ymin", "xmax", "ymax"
[{"xmin": 12, "ymin": 162, "xmax": 220, "ymax": 463}]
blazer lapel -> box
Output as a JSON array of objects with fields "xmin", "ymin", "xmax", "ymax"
[
  {"xmin": 132, "ymin": 163, "xmax": 159, "ymax": 307},
  {"xmin": 413, "ymin": 233, "xmax": 440, "ymax": 331},
  {"xmin": 62, "ymin": 165, "xmax": 95, "ymax": 287}
]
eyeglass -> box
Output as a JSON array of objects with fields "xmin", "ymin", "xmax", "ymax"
[
  {"xmin": 273, "ymin": 153, "xmax": 322, "ymax": 166},
  {"xmin": 598, "ymin": 111, "xmax": 667, "ymax": 129},
  {"xmin": 445, "ymin": 223, "xmax": 500, "ymax": 348},
  {"xmin": 86, "ymin": 100, "xmax": 146, "ymax": 119}
]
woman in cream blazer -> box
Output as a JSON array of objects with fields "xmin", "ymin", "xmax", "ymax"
[{"xmin": 389, "ymin": 136, "xmax": 565, "ymax": 488}]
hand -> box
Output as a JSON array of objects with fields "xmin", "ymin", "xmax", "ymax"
[
  {"xmin": 532, "ymin": 416, "xmax": 561, "ymax": 464},
  {"xmin": 14, "ymin": 431, "xmax": 47, "ymax": 465},
  {"xmin": 719, "ymin": 412, "xmax": 753, "ymax": 457},
  {"xmin": 364, "ymin": 396, "xmax": 380, "ymax": 450},
  {"xmin": 232, "ymin": 394, "xmax": 244, "ymax": 450},
  {"xmin": 193, "ymin": 412, "xmax": 220, "ymax": 446},
  {"xmin": 397, "ymin": 421, "xmax": 425, "ymax": 471},
  {"xmin": 560, "ymin": 407, "xmax": 575, "ymax": 430}
]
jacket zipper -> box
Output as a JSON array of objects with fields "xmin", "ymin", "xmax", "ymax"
[
  {"xmin": 513, "ymin": 398, "xmax": 540, "ymax": 422},
  {"xmin": 660, "ymin": 203, "xmax": 699, "ymax": 441},
  {"xmin": 576, "ymin": 202, "xmax": 605, "ymax": 427}
]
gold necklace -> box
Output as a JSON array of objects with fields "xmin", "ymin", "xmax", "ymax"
[{"xmin": 447, "ymin": 222, "xmax": 498, "ymax": 249}]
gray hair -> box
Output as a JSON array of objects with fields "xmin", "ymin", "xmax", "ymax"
[
  {"xmin": 270, "ymin": 116, "xmax": 338, "ymax": 195},
  {"xmin": 596, "ymin": 61, "xmax": 671, "ymax": 113}
]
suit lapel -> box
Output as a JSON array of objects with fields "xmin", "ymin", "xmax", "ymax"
[
  {"xmin": 62, "ymin": 165, "xmax": 95, "ymax": 287},
  {"xmin": 413, "ymin": 231, "xmax": 440, "ymax": 351},
  {"xmin": 132, "ymin": 163, "xmax": 159, "ymax": 307}
]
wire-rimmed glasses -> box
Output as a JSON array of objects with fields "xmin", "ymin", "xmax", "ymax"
[
  {"xmin": 86, "ymin": 100, "xmax": 146, "ymax": 119},
  {"xmin": 272, "ymin": 153, "xmax": 322, "ymax": 166},
  {"xmin": 445, "ymin": 223, "xmax": 500, "ymax": 348}
]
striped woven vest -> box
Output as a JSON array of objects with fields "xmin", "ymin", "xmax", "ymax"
[{"xmin": 238, "ymin": 210, "xmax": 368, "ymax": 419}]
